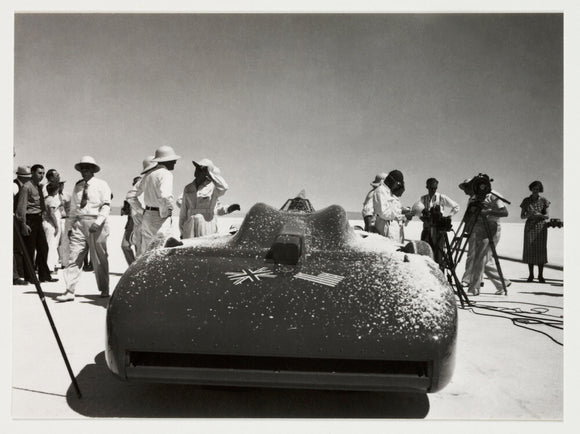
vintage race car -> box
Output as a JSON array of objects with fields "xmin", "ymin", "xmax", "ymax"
[{"xmin": 106, "ymin": 196, "xmax": 457, "ymax": 393}]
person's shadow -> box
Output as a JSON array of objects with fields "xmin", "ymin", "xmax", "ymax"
[{"xmin": 66, "ymin": 352, "xmax": 430, "ymax": 418}]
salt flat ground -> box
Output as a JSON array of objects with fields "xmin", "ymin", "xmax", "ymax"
[{"xmin": 11, "ymin": 216, "xmax": 563, "ymax": 420}]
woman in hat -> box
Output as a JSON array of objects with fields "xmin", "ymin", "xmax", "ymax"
[
  {"xmin": 179, "ymin": 159, "xmax": 231, "ymax": 239},
  {"xmin": 520, "ymin": 180, "xmax": 550, "ymax": 283}
]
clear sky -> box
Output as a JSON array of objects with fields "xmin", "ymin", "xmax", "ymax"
[{"xmin": 12, "ymin": 13, "xmax": 563, "ymax": 222}]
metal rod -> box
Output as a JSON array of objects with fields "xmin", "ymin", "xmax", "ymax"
[{"xmin": 13, "ymin": 217, "xmax": 82, "ymax": 399}]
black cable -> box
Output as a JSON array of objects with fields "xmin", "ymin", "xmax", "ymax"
[{"xmin": 458, "ymin": 300, "xmax": 563, "ymax": 346}]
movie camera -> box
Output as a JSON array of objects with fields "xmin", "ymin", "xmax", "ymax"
[
  {"xmin": 463, "ymin": 173, "xmax": 493, "ymax": 199},
  {"xmin": 435, "ymin": 173, "xmax": 511, "ymax": 306},
  {"xmin": 420, "ymin": 204, "xmax": 453, "ymax": 232}
]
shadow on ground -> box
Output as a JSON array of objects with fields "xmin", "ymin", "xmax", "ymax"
[{"xmin": 66, "ymin": 352, "xmax": 429, "ymax": 418}]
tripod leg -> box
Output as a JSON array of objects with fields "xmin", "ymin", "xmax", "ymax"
[
  {"xmin": 483, "ymin": 221, "xmax": 507, "ymax": 295},
  {"xmin": 439, "ymin": 232, "xmax": 471, "ymax": 307}
]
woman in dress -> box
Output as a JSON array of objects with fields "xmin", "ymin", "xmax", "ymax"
[
  {"xmin": 179, "ymin": 159, "xmax": 230, "ymax": 239},
  {"xmin": 520, "ymin": 180, "xmax": 550, "ymax": 283},
  {"xmin": 43, "ymin": 183, "xmax": 62, "ymax": 273}
]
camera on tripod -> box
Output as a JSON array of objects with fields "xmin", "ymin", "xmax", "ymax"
[
  {"xmin": 465, "ymin": 173, "xmax": 493, "ymax": 200},
  {"xmin": 421, "ymin": 204, "xmax": 453, "ymax": 232}
]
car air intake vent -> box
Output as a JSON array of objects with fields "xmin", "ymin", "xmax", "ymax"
[{"xmin": 128, "ymin": 352, "xmax": 430, "ymax": 377}]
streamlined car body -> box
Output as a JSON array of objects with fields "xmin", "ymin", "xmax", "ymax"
[{"xmin": 106, "ymin": 198, "xmax": 457, "ymax": 393}]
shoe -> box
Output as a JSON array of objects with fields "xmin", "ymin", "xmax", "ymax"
[
  {"xmin": 461, "ymin": 281, "xmax": 469, "ymax": 287},
  {"xmin": 538, "ymin": 277, "xmax": 546, "ymax": 283},
  {"xmin": 495, "ymin": 289, "xmax": 506, "ymax": 295},
  {"xmin": 13, "ymin": 278, "xmax": 28, "ymax": 286},
  {"xmin": 100, "ymin": 291, "xmax": 110, "ymax": 298},
  {"xmin": 55, "ymin": 292, "xmax": 74, "ymax": 302},
  {"xmin": 40, "ymin": 278, "xmax": 59, "ymax": 283},
  {"xmin": 527, "ymin": 276, "xmax": 533, "ymax": 282}
]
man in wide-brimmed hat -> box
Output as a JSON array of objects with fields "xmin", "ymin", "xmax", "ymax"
[
  {"xmin": 179, "ymin": 158, "xmax": 238, "ymax": 239},
  {"xmin": 13, "ymin": 166, "xmax": 32, "ymax": 285},
  {"xmin": 361, "ymin": 172, "xmax": 387, "ymax": 232},
  {"xmin": 56, "ymin": 156, "xmax": 111, "ymax": 302},
  {"xmin": 372, "ymin": 169, "xmax": 413, "ymax": 243},
  {"xmin": 136, "ymin": 146, "xmax": 180, "ymax": 251}
]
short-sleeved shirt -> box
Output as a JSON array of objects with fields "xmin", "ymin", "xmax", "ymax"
[{"xmin": 69, "ymin": 176, "xmax": 111, "ymax": 226}]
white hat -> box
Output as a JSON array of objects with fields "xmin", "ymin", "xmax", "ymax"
[
  {"xmin": 74, "ymin": 156, "xmax": 100, "ymax": 173},
  {"xmin": 192, "ymin": 158, "xmax": 218, "ymax": 174},
  {"xmin": 152, "ymin": 145, "xmax": 181, "ymax": 163},
  {"xmin": 15, "ymin": 165, "xmax": 32, "ymax": 177},
  {"xmin": 370, "ymin": 172, "xmax": 388, "ymax": 187},
  {"xmin": 141, "ymin": 155, "xmax": 158, "ymax": 174}
]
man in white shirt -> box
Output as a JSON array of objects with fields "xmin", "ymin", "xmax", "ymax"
[
  {"xmin": 56, "ymin": 156, "xmax": 111, "ymax": 302},
  {"xmin": 373, "ymin": 170, "xmax": 413, "ymax": 243},
  {"xmin": 136, "ymin": 146, "xmax": 180, "ymax": 252},
  {"xmin": 127, "ymin": 156, "xmax": 157, "ymax": 257},
  {"xmin": 413, "ymin": 178, "xmax": 460, "ymax": 260},
  {"xmin": 361, "ymin": 172, "xmax": 387, "ymax": 232}
]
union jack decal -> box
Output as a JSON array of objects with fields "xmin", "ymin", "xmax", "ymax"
[{"xmin": 225, "ymin": 267, "xmax": 277, "ymax": 285}]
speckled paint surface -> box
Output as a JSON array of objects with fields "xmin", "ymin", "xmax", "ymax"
[{"xmin": 107, "ymin": 203, "xmax": 456, "ymax": 364}]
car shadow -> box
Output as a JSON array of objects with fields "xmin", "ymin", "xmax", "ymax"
[
  {"xmin": 78, "ymin": 295, "xmax": 110, "ymax": 308},
  {"xmin": 66, "ymin": 352, "xmax": 430, "ymax": 418}
]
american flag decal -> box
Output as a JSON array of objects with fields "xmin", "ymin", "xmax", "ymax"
[
  {"xmin": 294, "ymin": 272, "xmax": 345, "ymax": 287},
  {"xmin": 225, "ymin": 267, "xmax": 277, "ymax": 285}
]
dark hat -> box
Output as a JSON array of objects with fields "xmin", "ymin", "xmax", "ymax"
[{"xmin": 388, "ymin": 169, "xmax": 404, "ymax": 183}]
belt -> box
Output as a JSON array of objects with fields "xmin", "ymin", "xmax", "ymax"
[{"xmin": 145, "ymin": 206, "xmax": 159, "ymax": 211}]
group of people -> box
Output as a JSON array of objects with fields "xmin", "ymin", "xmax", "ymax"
[
  {"xmin": 13, "ymin": 145, "xmax": 239, "ymax": 303},
  {"xmin": 12, "ymin": 152, "xmax": 554, "ymax": 301},
  {"xmin": 361, "ymin": 170, "xmax": 553, "ymax": 296}
]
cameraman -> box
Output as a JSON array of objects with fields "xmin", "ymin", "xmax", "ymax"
[
  {"xmin": 413, "ymin": 178, "xmax": 459, "ymax": 258},
  {"xmin": 463, "ymin": 176, "xmax": 511, "ymax": 296}
]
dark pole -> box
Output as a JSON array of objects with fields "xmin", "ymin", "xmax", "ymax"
[{"xmin": 13, "ymin": 217, "xmax": 82, "ymax": 399}]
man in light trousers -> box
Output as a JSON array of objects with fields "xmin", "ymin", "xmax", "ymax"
[
  {"xmin": 56, "ymin": 156, "xmax": 111, "ymax": 302},
  {"xmin": 136, "ymin": 146, "xmax": 180, "ymax": 252}
]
